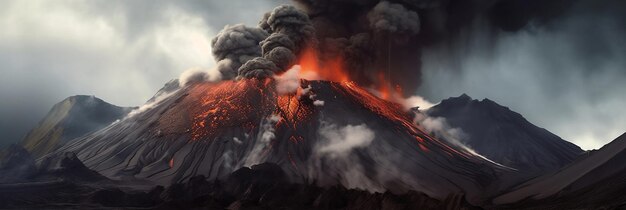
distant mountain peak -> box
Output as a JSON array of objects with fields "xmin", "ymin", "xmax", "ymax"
[
  {"xmin": 20, "ymin": 95, "xmax": 133, "ymax": 158},
  {"xmin": 428, "ymin": 94, "xmax": 583, "ymax": 173},
  {"xmin": 458, "ymin": 93, "xmax": 472, "ymax": 101},
  {"xmin": 437, "ymin": 94, "xmax": 518, "ymax": 120}
]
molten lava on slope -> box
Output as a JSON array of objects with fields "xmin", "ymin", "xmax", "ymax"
[{"xmin": 49, "ymin": 72, "xmax": 509, "ymax": 204}]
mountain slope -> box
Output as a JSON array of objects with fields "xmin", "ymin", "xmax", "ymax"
[
  {"xmin": 0, "ymin": 145, "xmax": 36, "ymax": 183},
  {"xmin": 427, "ymin": 94, "xmax": 584, "ymax": 173},
  {"xmin": 46, "ymin": 79, "xmax": 510, "ymax": 204},
  {"xmin": 21, "ymin": 95, "xmax": 133, "ymax": 158},
  {"xmin": 493, "ymin": 133, "xmax": 626, "ymax": 208}
]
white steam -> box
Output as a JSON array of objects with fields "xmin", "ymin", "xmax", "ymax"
[
  {"xmin": 243, "ymin": 114, "xmax": 281, "ymax": 166},
  {"xmin": 403, "ymin": 95, "xmax": 436, "ymax": 110},
  {"xmin": 414, "ymin": 113, "xmax": 465, "ymax": 141},
  {"xmin": 310, "ymin": 122, "xmax": 382, "ymax": 191},
  {"xmin": 125, "ymin": 89, "xmax": 179, "ymax": 119},
  {"xmin": 274, "ymin": 65, "xmax": 301, "ymax": 95},
  {"xmin": 232, "ymin": 137, "xmax": 243, "ymax": 145},
  {"xmin": 316, "ymin": 123, "xmax": 375, "ymax": 156},
  {"xmin": 413, "ymin": 111, "xmax": 510, "ymax": 168},
  {"xmin": 178, "ymin": 61, "xmax": 225, "ymax": 87}
]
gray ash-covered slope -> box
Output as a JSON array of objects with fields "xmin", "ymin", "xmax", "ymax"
[
  {"xmin": 0, "ymin": 144, "xmax": 107, "ymax": 184},
  {"xmin": 47, "ymin": 79, "xmax": 509, "ymax": 203},
  {"xmin": 21, "ymin": 95, "xmax": 134, "ymax": 158},
  {"xmin": 427, "ymin": 94, "xmax": 583, "ymax": 173},
  {"xmin": 0, "ymin": 145, "xmax": 36, "ymax": 183},
  {"xmin": 493, "ymin": 133, "xmax": 626, "ymax": 209}
]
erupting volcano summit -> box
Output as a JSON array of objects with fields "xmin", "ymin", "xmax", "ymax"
[
  {"xmin": 41, "ymin": 4, "xmax": 515, "ymax": 204},
  {"xmin": 48, "ymin": 77, "xmax": 509, "ymax": 203}
]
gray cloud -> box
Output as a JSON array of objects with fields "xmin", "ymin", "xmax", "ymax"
[
  {"xmin": 0, "ymin": 0, "xmax": 288, "ymax": 147},
  {"xmin": 238, "ymin": 5, "xmax": 315, "ymax": 79},
  {"xmin": 367, "ymin": 1, "xmax": 420, "ymax": 34},
  {"xmin": 211, "ymin": 24, "xmax": 269, "ymax": 79},
  {"xmin": 419, "ymin": 0, "xmax": 626, "ymax": 149}
]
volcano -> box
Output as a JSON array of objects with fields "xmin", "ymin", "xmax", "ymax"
[{"xmin": 44, "ymin": 79, "xmax": 508, "ymax": 204}]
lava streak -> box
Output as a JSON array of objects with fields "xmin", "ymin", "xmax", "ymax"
[
  {"xmin": 188, "ymin": 78, "xmax": 316, "ymax": 142},
  {"xmin": 277, "ymin": 94, "xmax": 314, "ymax": 129},
  {"xmin": 338, "ymin": 81, "xmax": 472, "ymax": 158},
  {"xmin": 188, "ymin": 79, "xmax": 272, "ymax": 141}
]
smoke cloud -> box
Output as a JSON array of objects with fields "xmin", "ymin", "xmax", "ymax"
[
  {"xmin": 316, "ymin": 123, "xmax": 375, "ymax": 156},
  {"xmin": 274, "ymin": 65, "xmax": 302, "ymax": 95},
  {"xmin": 412, "ymin": 110, "xmax": 510, "ymax": 167},
  {"xmin": 209, "ymin": 5, "xmax": 316, "ymax": 80},
  {"xmin": 413, "ymin": 111, "xmax": 465, "ymax": 143},
  {"xmin": 211, "ymin": 24, "xmax": 269, "ymax": 79},
  {"xmin": 285, "ymin": 0, "xmax": 585, "ymax": 96},
  {"xmin": 178, "ymin": 65, "xmax": 223, "ymax": 87},
  {"xmin": 367, "ymin": 1, "xmax": 420, "ymax": 35},
  {"xmin": 403, "ymin": 95, "xmax": 435, "ymax": 110},
  {"xmin": 310, "ymin": 122, "xmax": 382, "ymax": 191},
  {"xmin": 125, "ymin": 88, "xmax": 180, "ymax": 119},
  {"xmin": 241, "ymin": 5, "xmax": 315, "ymax": 78},
  {"xmin": 244, "ymin": 114, "xmax": 282, "ymax": 166}
]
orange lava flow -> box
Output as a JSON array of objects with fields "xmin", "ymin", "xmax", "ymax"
[
  {"xmin": 298, "ymin": 47, "xmax": 350, "ymax": 83},
  {"xmin": 339, "ymin": 81, "xmax": 471, "ymax": 158},
  {"xmin": 376, "ymin": 72, "xmax": 392, "ymax": 101},
  {"xmin": 189, "ymin": 79, "xmax": 272, "ymax": 141},
  {"xmin": 183, "ymin": 46, "xmax": 471, "ymax": 160},
  {"xmin": 371, "ymin": 71, "xmax": 409, "ymax": 105},
  {"xmin": 188, "ymin": 78, "xmax": 315, "ymax": 142},
  {"xmin": 276, "ymin": 94, "xmax": 313, "ymax": 129}
]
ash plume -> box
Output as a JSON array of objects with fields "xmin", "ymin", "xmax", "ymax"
[
  {"xmin": 208, "ymin": 0, "xmax": 598, "ymax": 96},
  {"xmin": 289, "ymin": 0, "xmax": 578, "ymax": 95},
  {"xmin": 207, "ymin": 5, "xmax": 316, "ymax": 80},
  {"xmin": 367, "ymin": 1, "xmax": 420, "ymax": 35},
  {"xmin": 211, "ymin": 24, "xmax": 269, "ymax": 80}
]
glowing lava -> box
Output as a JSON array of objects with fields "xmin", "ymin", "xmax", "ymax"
[
  {"xmin": 298, "ymin": 47, "xmax": 350, "ymax": 83},
  {"xmin": 181, "ymin": 46, "xmax": 471, "ymax": 159},
  {"xmin": 188, "ymin": 79, "xmax": 272, "ymax": 141},
  {"xmin": 338, "ymin": 81, "xmax": 472, "ymax": 158},
  {"xmin": 187, "ymin": 78, "xmax": 316, "ymax": 142}
]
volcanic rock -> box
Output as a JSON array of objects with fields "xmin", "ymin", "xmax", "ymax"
[
  {"xmin": 427, "ymin": 94, "xmax": 584, "ymax": 173},
  {"xmin": 0, "ymin": 144, "xmax": 37, "ymax": 183},
  {"xmin": 493, "ymin": 133, "xmax": 626, "ymax": 209},
  {"xmin": 21, "ymin": 95, "xmax": 133, "ymax": 158},
  {"xmin": 46, "ymin": 79, "xmax": 511, "ymax": 204}
]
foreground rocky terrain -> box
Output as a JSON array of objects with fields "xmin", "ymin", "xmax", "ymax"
[{"xmin": 0, "ymin": 149, "xmax": 478, "ymax": 209}]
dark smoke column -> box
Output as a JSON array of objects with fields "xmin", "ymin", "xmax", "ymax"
[
  {"xmin": 211, "ymin": 24, "xmax": 269, "ymax": 80},
  {"xmin": 289, "ymin": 0, "xmax": 576, "ymax": 95},
  {"xmin": 239, "ymin": 5, "xmax": 317, "ymax": 79},
  {"xmin": 290, "ymin": 0, "xmax": 424, "ymax": 94},
  {"xmin": 212, "ymin": 0, "xmax": 570, "ymax": 91},
  {"xmin": 211, "ymin": 5, "xmax": 316, "ymax": 80}
]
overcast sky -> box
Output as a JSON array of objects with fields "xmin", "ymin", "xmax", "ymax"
[
  {"xmin": 418, "ymin": 1, "xmax": 626, "ymax": 150},
  {"xmin": 0, "ymin": 0, "xmax": 624, "ymax": 150}
]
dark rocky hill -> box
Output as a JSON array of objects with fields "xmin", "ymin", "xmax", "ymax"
[{"xmin": 427, "ymin": 94, "xmax": 583, "ymax": 173}]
